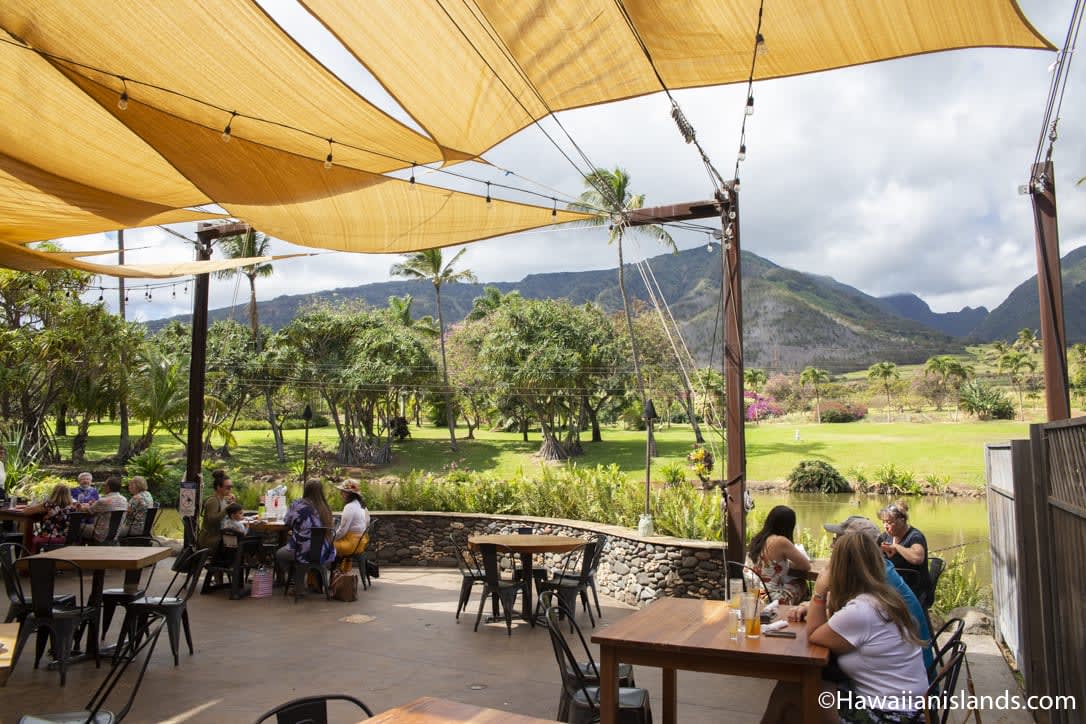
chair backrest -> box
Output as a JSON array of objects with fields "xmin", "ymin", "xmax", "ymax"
[
  {"xmin": 539, "ymin": 590, "xmax": 599, "ymax": 676},
  {"xmin": 516, "ymin": 526, "xmax": 533, "ymax": 534},
  {"xmin": 137, "ymin": 507, "xmax": 160, "ymax": 537},
  {"xmin": 26, "ymin": 557, "xmax": 84, "ymax": 617},
  {"xmin": 63, "ymin": 510, "xmax": 89, "ymax": 545},
  {"xmin": 928, "ymin": 617, "xmax": 965, "ymax": 678},
  {"xmin": 101, "ymin": 509, "xmax": 126, "ymax": 544},
  {"xmin": 305, "ymin": 527, "xmax": 331, "ymax": 565},
  {"xmin": 542, "ymin": 598, "xmax": 597, "ymax": 714},
  {"xmin": 927, "ymin": 556, "xmax": 946, "ymax": 604},
  {"xmin": 588, "ymin": 534, "xmax": 607, "ymax": 574},
  {"xmin": 156, "ymin": 547, "xmax": 210, "ymax": 604},
  {"xmin": 85, "ymin": 614, "xmax": 167, "ymax": 722},
  {"xmin": 0, "ymin": 542, "xmax": 28, "ymax": 606},
  {"xmin": 576, "ymin": 540, "xmax": 598, "ymax": 582},
  {"xmin": 449, "ymin": 534, "xmax": 482, "ymax": 577},
  {"xmin": 924, "ymin": 641, "xmax": 967, "ymax": 724},
  {"xmin": 253, "ymin": 694, "xmax": 373, "ymax": 723}
]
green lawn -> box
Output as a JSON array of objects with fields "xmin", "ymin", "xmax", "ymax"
[{"xmin": 68, "ymin": 417, "xmax": 1028, "ymax": 487}]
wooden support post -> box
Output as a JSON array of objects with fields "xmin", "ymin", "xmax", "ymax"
[{"xmin": 1028, "ymin": 160, "xmax": 1070, "ymax": 421}]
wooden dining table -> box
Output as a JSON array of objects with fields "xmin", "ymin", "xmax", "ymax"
[
  {"xmin": 0, "ymin": 507, "xmax": 44, "ymax": 550},
  {"xmin": 592, "ymin": 597, "xmax": 828, "ymax": 724},
  {"xmin": 468, "ymin": 533, "xmax": 582, "ymax": 625},
  {"xmin": 364, "ymin": 696, "xmax": 554, "ymax": 723},
  {"xmin": 0, "ymin": 621, "xmax": 17, "ymax": 687},
  {"xmin": 25, "ymin": 545, "xmax": 173, "ymax": 659}
]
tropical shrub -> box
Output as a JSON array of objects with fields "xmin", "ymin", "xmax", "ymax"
[
  {"xmin": 958, "ymin": 380, "xmax": 1015, "ymax": 420},
  {"xmin": 744, "ymin": 391, "xmax": 784, "ymax": 422},
  {"xmin": 819, "ymin": 400, "xmax": 867, "ymax": 423},
  {"xmin": 126, "ymin": 446, "xmax": 182, "ymax": 506},
  {"xmin": 787, "ymin": 460, "xmax": 851, "ymax": 493},
  {"xmin": 659, "ymin": 462, "xmax": 687, "ymax": 487},
  {"xmin": 932, "ymin": 549, "xmax": 988, "ymax": 616},
  {"xmin": 9, "ymin": 474, "xmax": 70, "ymax": 503},
  {"xmin": 686, "ymin": 445, "xmax": 714, "ymax": 483},
  {"xmin": 872, "ymin": 464, "xmax": 921, "ymax": 495}
]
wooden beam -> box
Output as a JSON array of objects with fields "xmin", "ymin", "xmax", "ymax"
[{"xmin": 627, "ymin": 200, "xmax": 721, "ymax": 226}]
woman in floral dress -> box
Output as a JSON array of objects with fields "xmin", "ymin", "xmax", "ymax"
[
  {"xmin": 746, "ymin": 505, "xmax": 811, "ymax": 604},
  {"xmin": 27, "ymin": 484, "xmax": 76, "ymax": 552}
]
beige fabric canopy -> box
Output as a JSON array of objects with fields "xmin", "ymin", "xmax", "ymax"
[
  {"xmin": 0, "ymin": 0, "xmax": 1053, "ymax": 272},
  {"xmin": 301, "ymin": 0, "xmax": 1053, "ymax": 161}
]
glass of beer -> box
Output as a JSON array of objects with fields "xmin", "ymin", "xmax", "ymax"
[
  {"xmin": 725, "ymin": 605, "xmax": 739, "ymax": 639},
  {"xmin": 741, "ymin": 594, "xmax": 762, "ymax": 638}
]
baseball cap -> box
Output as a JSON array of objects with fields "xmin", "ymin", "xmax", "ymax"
[{"xmin": 823, "ymin": 515, "xmax": 880, "ymax": 541}]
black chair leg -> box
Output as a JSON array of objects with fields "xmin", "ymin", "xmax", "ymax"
[
  {"xmin": 181, "ymin": 607, "xmax": 194, "ymax": 655},
  {"xmin": 101, "ymin": 600, "xmax": 117, "ymax": 640},
  {"xmin": 456, "ymin": 578, "xmax": 474, "ymax": 621},
  {"xmin": 33, "ymin": 628, "xmax": 49, "ymax": 669},
  {"xmin": 473, "ymin": 586, "xmax": 488, "ymax": 632},
  {"xmin": 165, "ymin": 612, "xmax": 181, "ymax": 666},
  {"xmin": 590, "ymin": 580, "xmax": 602, "ymax": 618}
]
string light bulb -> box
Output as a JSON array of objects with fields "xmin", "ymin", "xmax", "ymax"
[
  {"xmin": 171, "ymin": 285, "xmax": 177, "ymax": 299},
  {"xmin": 98, "ymin": 288, "xmax": 104, "ymax": 303},
  {"xmin": 551, "ymin": 198, "xmax": 557, "ymax": 218},
  {"xmin": 738, "ymin": 144, "xmax": 746, "ymax": 162},
  {"xmin": 117, "ymin": 77, "xmax": 129, "ymax": 110},
  {"xmin": 124, "ymin": 291, "xmax": 129, "ymax": 303},
  {"xmin": 755, "ymin": 33, "xmax": 767, "ymax": 56},
  {"xmin": 745, "ymin": 96, "xmax": 754, "ymax": 116},
  {"xmin": 222, "ymin": 111, "xmax": 236, "ymax": 143},
  {"xmin": 485, "ymin": 181, "xmax": 492, "ymax": 206},
  {"xmin": 324, "ymin": 138, "xmax": 334, "ymax": 169},
  {"xmin": 706, "ymin": 232, "xmax": 714, "ymax": 252},
  {"xmin": 409, "ymin": 163, "xmax": 416, "ymax": 189}
]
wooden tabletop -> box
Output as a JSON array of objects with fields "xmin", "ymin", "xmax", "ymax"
[
  {"xmin": 468, "ymin": 534, "xmax": 583, "ymax": 554},
  {"xmin": 0, "ymin": 621, "xmax": 16, "ymax": 686},
  {"xmin": 27, "ymin": 545, "xmax": 173, "ymax": 570},
  {"xmin": 592, "ymin": 597, "xmax": 827, "ymax": 666},
  {"xmin": 0, "ymin": 507, "xmax": 42, "ymax": 520},
  {"xmin": 248, "ymin": 519, "xmax": 287, "ymax": 532},
  {"xmin": 365, "ymin": 697, "xmax": 554, "ymax": 723}
]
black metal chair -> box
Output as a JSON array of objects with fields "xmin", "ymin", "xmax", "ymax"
[
  {"xmin": 913, "ymin": 641, "xmax": 967, "ymax": 724},
  {"xmin": 11, "ymin": 557, "xmax": 100, "ymax": 685},
  {"xmin": 284, "ymin": 527, "xmax": 333, "ymax": 602},
  {"xmin": 85, "ymin": 509, "xmax": 126, "ymax": 546},
  {"xmin": 449, "ymin": 533, "xmax": 484, "ymax": 622},
  {"xmin": 536, "ymin": 542, "xmax": 593, "ymax": 632},
  {"xmin": 253, "ymin": 694, "xmax": 373, "ymax": 724},
  {"xmin": 119, "ymin": 507, "xmax": 159, "ymax": 544},
  {"xmin": 925, "ymin": 556, "xmax": 945, "ymax": 609},
  {"xmin": 1, "ymin": 542, "xmax": 75, "ymax": 624},
  {"xmin": 926, "ymin": 617, "xmax": 965, "ymax": 679},
  {"xmin": 539, "ymin": 590, "xmax": 637, "ymax": 721},
  {"xmin": 203, "ymin": 530, "xmax": 266, "ymax": 599},
  {"xmin": 542, "ymin": 597, "xmax": 652, "ymax": 724},
  {"xmin": 18, "ymin": 614, "xmax": 167, "ymax": 724},
  {"xmin": 115, "ymin": 546, "xmax": 210, "ymax": 666},
  {"xmin": 39, "ymin": 510, "xmax": 89, "ymax": 553},
  {"xmin": 100, "ymin": 537, "xmax": 166, "ymax": 640},
  {"xmin": 474, "ymin": 543, "xmax": 529, "ymax": 635},
  {"xmin": 351, "ymin": 518, "xmax": 379, "ymax": 590}
]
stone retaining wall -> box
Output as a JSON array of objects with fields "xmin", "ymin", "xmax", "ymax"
[{"xmin": 370, "ymin": 512, "xmax": 731, "ymax": 607}]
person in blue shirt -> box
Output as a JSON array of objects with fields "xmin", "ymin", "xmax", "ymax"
[{"xmin": 71, "ymin": 471, "xmax": 99, "ymax": 506}]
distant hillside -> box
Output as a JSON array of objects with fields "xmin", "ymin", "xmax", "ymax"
[
  {"xmin": 968, "ymin": 245, "xmax": 1086, "ymax": 342},
  {"xmin": 875, "ymin": 294, "xmax": 989, "ymax": 337},
  {"xmin": 148, "ymin": 247, "xmax": 962, "ymax": 372}
]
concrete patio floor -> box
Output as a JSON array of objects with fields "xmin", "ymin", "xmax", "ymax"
[{"xmin": 1, "ymin": 566, "xmax": 1030, "ymax": 724}]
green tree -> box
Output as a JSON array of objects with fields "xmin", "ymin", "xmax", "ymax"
[
  {"xmin": 744, "ymin": 368, "xmax": 768, "ymax": 394},
  {"xmin": 998, "ymin": 349, "xmax": 1037, "ymax": 420},
  {"xmin": 1013, "ymin": 328, "xmax": 1041, "ymax": 355},
  {"xmin": 385, "ymin": 294, "xmax": 438, "ymax": 337},
  {"xmin": 128, "ymin": 348, "xmax": 229, "ymax": 455},
  {"xmin": 570, "ymin": 167, "xmax": 676, "ymax": 465},
  {"xmin": 799, "ymin": 366, "xmax": 830, "ymax": 423},
  {"xmin": 923, "ymin": 355, "xmax": 972, "ymax": 411},
  {"xmin": 867, "ymin": 361, "xmax": 900, "ymax": 422},
  {"xmin": 466, "ymin": 286, "xmax": 522, "ymax": 321},
  {"xmin": 215, "ymin": 229, "xmax": 285, "ymax": 461},
  {"xmin": 390, "ymin": 248, "xmax": 476, "ymax": 452}
]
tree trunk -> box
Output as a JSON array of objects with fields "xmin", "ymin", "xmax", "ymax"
[
  {"xmin": 435, "ymin": 285, "xmax": 458, "ymax": 452},
  {"xmin": 520, "ymin": 417, "xmax": 529, "ymax": 442},
  {"xmin": 71, "ymin": 413, "xmax": 91, "ymax": 463},
  {"xmin": 56, "ymin": 403, "xmax": 67, "ymax": 437},
  {"xmin": 586, "ymin": 402, "xmax": 602, "ymax": 443},
  {"xmin": 682, "ymin": 385, "xmax": 705, "ymax": 443}
]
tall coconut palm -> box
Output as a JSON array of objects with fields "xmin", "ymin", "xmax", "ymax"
[
  {"xmin": 800, "ymin": 366, "xmax": 830, "ymax": 423},
  {"xmin": 1013, "ymin": 328, "xmax": 1041, "ymax": 355},
  {"xmin": 867, "ymin": 361, "xmax": 900, "ymax": 422},
  {"xmin": 390, "ymin": 248, "xmax": 476, "ymax": 451},
  {"xmin": 215, "ymin": 230, "xmax": 284, "ymax": 461},
  {"xmin": 744, "ymin": 368, "xmax": 767, "ymax": 394},
  {"xmin": 998, "ymin": 349, "xmax": 1037, "ymax": 420},
  {"xmin": 570, "ymin": 168, "xmax": 676, "ymax": 462}
]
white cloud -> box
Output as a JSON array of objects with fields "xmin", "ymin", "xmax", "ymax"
[{"xmin": 54, "ymin": 0, "xmax": 1085, "ymax": 319}]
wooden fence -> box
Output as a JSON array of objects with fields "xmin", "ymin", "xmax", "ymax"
[{"xmin": 984, "ymin": 442, "xmax": 1020, "ymax": 664}]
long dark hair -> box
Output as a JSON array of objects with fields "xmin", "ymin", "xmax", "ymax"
[
  {"xmin": 303, "ymin": 480, "xmax": 333, "ymax": 528},
  {"xmin": 828, "ymin": 533, "xmax": 922, "ymax": 645},
  {"xmin": 748, "ymin": 505, "xmax": 797, "ymax": 563}
]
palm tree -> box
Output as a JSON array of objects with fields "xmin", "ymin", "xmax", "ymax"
[
  {"xmin": 386, "ymin": 294, "xmax": 438, "ymax": 337},
  {"xmin": 466, "ymin": 286, "xmax": 521, "ymax": 321},
  {"xmin": 924, "ymin": 355, "xmax": 973, "ymax": 414},
  {"xmin": 570, "ymin": 168, "xmax": 676, "ymax": 459},
  {"xmin": 215, "ymin": 229, "xmax": 284, "ymax": 462},
  {"xmin": 390, "ymin": 248, "xmax": 477, "ymax": 451},
  {"xmin": 998, "ymin": 349, "xmax": 1037, "ymax": 420},
  {"xmin": 799, "ymin": 366, "xmax": 830, "ymax": 423},
  {"xmin": 1013, "ymin": 328, "xmax": 1041, "ymax": 355},
  {"xmin": 744, "ymin": 368, "xmax": 767, "ymax": 394},
  {"xmin": 867, "ymin": 361, "xmax": 900, "ymax": 422}
]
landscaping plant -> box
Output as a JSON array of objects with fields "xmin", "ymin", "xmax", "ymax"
[{"xmin": 787, "ymin": 460, "xmax": 851, "ymax": 493}]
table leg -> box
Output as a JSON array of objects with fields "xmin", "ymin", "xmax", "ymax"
[
  {"xmin": 599, "ymin": 644, "xmax": 618, "ymax": 724},
  {"xmin": 662, "ymin": 667, "xmax": 677, "ymax": 723},
  {"xmin": 21, "ymin": 519, "xmax": 33, "ymax": 552},
  {"xmin": 520, "ymin": 552, "xmax": 534, "ymax": 626},
  {"xmin": 801, "ymin": 666, "xmax": 820, "ymax": 724}
]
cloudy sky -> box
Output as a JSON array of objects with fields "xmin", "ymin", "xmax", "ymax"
[{"xmin": 56, "ymin": 0, "xmax": 1083, "ymax": 323}]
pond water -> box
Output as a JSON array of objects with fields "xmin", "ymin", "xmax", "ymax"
[{"xmin": 752, "ymin": 492, "xmax": 992, "ymax": 585}]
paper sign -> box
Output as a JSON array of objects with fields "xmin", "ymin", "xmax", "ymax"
[{"xmin": 178, "ymin": 480, "xmax": 199, "ymax": 517}]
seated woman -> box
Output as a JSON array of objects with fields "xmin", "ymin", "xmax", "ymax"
[
  {"xmin": 761, "ymin": 533, "xmax": 928, "ymax": 724},
  {"xmin": 119, "ymin": 475, "xmax": 154, "ymax": 538},
  {"xmin": 198, "ymin": 470, "xmax": 234, "ymax": 551},
  {"xmin": 878, "ymin": 500, "xmax": 931, "ymax": 602},
  {"xmin": 332, "ymin": 479, "xmax": 370, "ymax": 571},
  {"xmin": 27, "ymin": 483, "xmax": 76, "ymax": 552},
  {"xmin": 746, "ymin": 505, "xmax": 811, "ymax": 604},
  {"xmin": 275, "ymin": 480, "xmax": 336, "ymax": 579}
]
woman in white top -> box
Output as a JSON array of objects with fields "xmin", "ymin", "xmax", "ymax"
[
  {"xmin": 333, "ymin": 479, "xmax": 370, "ymax": 569},
  {"xmin": 761, "ymin": 532, "xmax": 928, "ymax": 723}
]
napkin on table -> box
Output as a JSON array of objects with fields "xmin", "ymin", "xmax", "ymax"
[{"xmin": 763, "ymin": 620, "xmax": 788, "ymax": 633}]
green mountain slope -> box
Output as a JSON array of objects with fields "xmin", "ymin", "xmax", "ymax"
[{"xmin": 148, "ymin": 247, "xmax": 960, "ymax": 372}]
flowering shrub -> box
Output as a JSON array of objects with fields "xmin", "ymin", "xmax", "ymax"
[
  {"xmin": 819, "ymin": 400, "xmax": 867, "ymax": 423},
  {"xmin": 744, "ymin": 391, "xmax": 784, "ymax": 422},
  {"xmin": 686, "ymin": 445, "xmax": 714, "ymax": 483}
]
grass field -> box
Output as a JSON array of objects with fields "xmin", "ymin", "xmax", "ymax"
[{"xmin": 67, "ymin": 416, "xmax": 1029, "ymax": 487}]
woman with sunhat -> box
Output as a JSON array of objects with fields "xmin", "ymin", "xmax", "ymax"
[{"xmin": 332, "ymin": 479, "xmax": 370, "ymax": 568}]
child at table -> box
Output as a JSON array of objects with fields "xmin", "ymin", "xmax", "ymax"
[{"xmin": 221, "ymin": 503, "xmax": 250, "ymax": 535}]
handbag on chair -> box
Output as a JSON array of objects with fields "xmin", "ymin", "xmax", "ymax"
[{"xmin": 330, "ymin": 570, "xmax": 359, "ymax": 602}]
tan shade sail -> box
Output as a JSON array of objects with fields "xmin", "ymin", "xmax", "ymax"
[
  {"xmin": 301, "ymin": 0, "xmax": 1052, "ymax": 159},
  {"xmin": 0, "ymin": 238, "xmax": 285, "ymax": 278},
  {"xmin": 0, "ymin": 0, "xmax": 447, "ymax": 174},
  {"xmin": 0, "ymin": 151, "xmax": 223, "ymax": 245}
]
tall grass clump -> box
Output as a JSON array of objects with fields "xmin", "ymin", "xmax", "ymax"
[{"xmin": 932, "ymin": 549, "xmax": 988, "ymax": 616}]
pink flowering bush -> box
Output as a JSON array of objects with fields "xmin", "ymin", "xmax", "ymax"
[{"xmin": 744, "ymin": 391, "xmax": 784, "ymax": 422}]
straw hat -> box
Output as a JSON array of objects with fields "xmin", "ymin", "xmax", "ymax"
[{"xmin": 335, "ymin": 479, "xmax": 363, "ymax": 496}]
